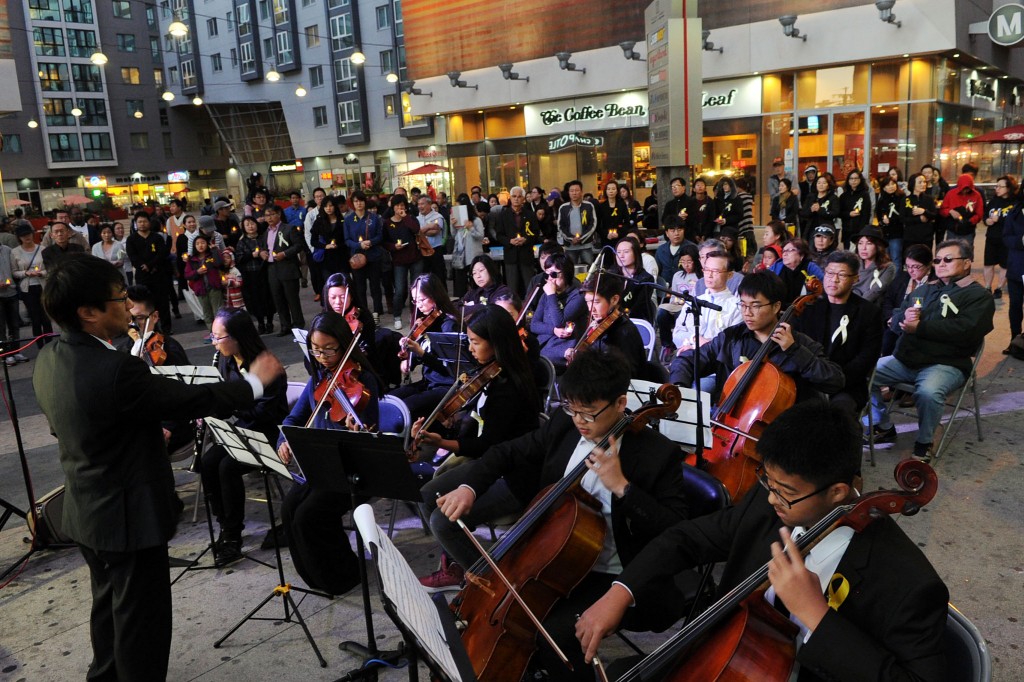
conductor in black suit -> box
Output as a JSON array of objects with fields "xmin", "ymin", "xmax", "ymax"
[
  {"xmin": 33, "ymin": 254, "xmax": 285, "ymax": 682},
  {"xmin": 576, "ymin": 401, "xmax": 948, "ymax": 681}
]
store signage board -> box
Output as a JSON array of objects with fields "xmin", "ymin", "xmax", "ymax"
[
  {"xmin": 701, "ymin": 77, "xmax": 762, "ymax": 121},
  {"xmin": 989, "ymin": 2, "xmax": 1024, "ymax": 46},
  {"xmin": 645, "ymin": 0, "xmax": 702, "ymax": 167},
  {"xmin": 524, "ymin": 92, "xmax": 649, "ymax": 137}
]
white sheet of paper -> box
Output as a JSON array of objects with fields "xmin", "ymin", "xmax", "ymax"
[
  {"xmin": 150, "ymin": 365, "xmax": 222, "ymax": 384},
  {"xmin": 205, "ymin": 417, "xmax": 291, "ymax": 479}
]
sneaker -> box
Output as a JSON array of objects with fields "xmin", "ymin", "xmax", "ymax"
[
  {"xmin": 993, "ymin": 288, "xmax": 1002, "ymax": 299},
  {"xmin": 4, "ymin": 356, "xmax": 15, "ymax": 367},
  {"xmin": 864, "ymin": 424, "xmax": 897, "ymax": 445},
  {"xmin": 394, "ymin": 318, "xmax": 403, "ymax": 331},
  {"xmin": 214, "ymin": 529, "xmax": 244, "ymax": 568},
  {"xmin": 14, "ymin": 353, "xmax": 29, "ymax": 363},
  {"xmin": 912, "ymin": 442, "xmax": 932, "ymax": 463},
  {"xmin": 372, "ymin": 312, "xmax": 380, "ymax": 325},
  {"xmin": 418, "ymin": 554, "xmax": 465, "ymax": 593}
]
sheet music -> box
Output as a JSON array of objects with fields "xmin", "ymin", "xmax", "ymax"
[
  {"xmin": 625, "ymin": 380, "xmax": 711, "ymax": 448},
  {"xmin": 353, "ymin": 505, "xmax": 463, "ymax": 682},
  {"xmin": 150, "ymin": 364, "xmax": 222, "ymax": 384},
  {"xmin": 205, "ymin": 417, "xmax": 295, "ymax": 480}
]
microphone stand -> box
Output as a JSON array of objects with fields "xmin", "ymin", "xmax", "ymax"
[{"xmin": 598, "ymin": 270, "xmax": 720, "ymax": 468}]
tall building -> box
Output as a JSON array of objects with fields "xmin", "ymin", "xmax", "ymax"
[{"xmin": 1, "ymin": 0, "xmax": 228, "ymax": 211}]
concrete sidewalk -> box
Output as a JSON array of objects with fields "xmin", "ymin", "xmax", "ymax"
[{"xmin": 2, "ymin": 273, "xmax": 1023, "ymax": 681}]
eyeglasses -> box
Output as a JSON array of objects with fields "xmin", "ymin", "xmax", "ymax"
[
  {"xmin": 822, "ymin": 270, "xmax": 854, "ymax": 280},
  {"xmin": 106, "ymin": 294, "xmax": 129, "ymax": 305},
  {"xmin": 309, "ymin": 346, "xmax": 340, "ymax": 358},
  {"xmin": 703, "ymin": 267, "xmax": 726, "ymax": 275},
  {"xmin": 131, "ymin": 313, "xmax": 154, "ymax": 324},
  {"xmin": 756, "ymin": 465, "xmax": 833, "ymax": 510},
  {"xmin": 738, "ymin": 301, "xmax": 772, "ymax": 313},
  {"xmin": 932, "ymin": 256, "xmax": 966, "ymax": 264},
  {"xmin": 905, "ymin": 263, "xmax": 929, "ymax": 272},
  {"xmin": 210, "ymin": 334, "xmax": 231, "ymax": 343},
  {"xmin": 781, "ymin": 247, "xmax": 799, "ymax": 254},
  {"xmin": 561, "ymin": 400, "xmax": 614, "ymax": 424}
]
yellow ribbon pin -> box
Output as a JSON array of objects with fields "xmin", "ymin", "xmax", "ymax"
[
  {"xmin": 827, "ymin": 573, "xmax": 850, "ymax": 611},
  {"xmin": 940, "ymin": 294, "xmax": 959, "ymax": 318}
]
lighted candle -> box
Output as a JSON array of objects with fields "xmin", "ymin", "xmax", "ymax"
[
  {"xmin": 565, "ymin": 322, "xmax": 575, "ymax": 334},
  {"xmin": 913, "ymin": 298, "xmax": 922, "ymax": 309}
]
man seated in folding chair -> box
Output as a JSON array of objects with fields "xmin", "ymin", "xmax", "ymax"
[
  {"xmin": 866, "ymin": 239, "xmax": 994, "ymax": 462},
  {"xmin": 577, "ymin": 401, "xmax": 950, "ymax": 681}
]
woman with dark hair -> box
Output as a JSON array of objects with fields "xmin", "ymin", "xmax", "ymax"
[
  {"xmin": 618, "ymin": 182, "xmax": 643, "ymax": 226},
  {"xmin": 383, "ymin": 195, "xmax": 423, "ymax": 330},
  {"xmin": 200, "ymin": 307, "xmax": 289, "ymax": 566},
  {"xmin": 599, "ymin": 179, "xmax": 629, "ymax": 246},
  {"xmin": 852, "ymin": 226, "xmax": 896, "ymax": 304},
  {"xmin": 711, "ymin": 176, "xmax": 744, "ymax": 237},
  {"xmin": 310, "ymin": 195, "xmax": 348, "ymax": 284},
  {"xmin": 902, "ymin": 173, "xmax": 938, "ymax": 251},
  {"xmin": 880, "ymin": 244, "xmax": 935, "ymax": 356},
  {"xmin": 717, "ymin": 227, "xmax": 747, "ymax": 275},
  {"xmin": 770, "ymin": 177, "xmax": 800, "ymax": 237},
  {"xmin": 984, "ymin": 175, "xmax": 1016, "ymax": 298},
  {"xmin": 277, "ymin": 311, "xmax": 383, "ymax": 596},
  {"xmin": 839, "ymin": 169, "xmax": 872, "ymax": 249},
  {"xmin": 184, "ymin": 233, "xmax": 224, "ymax": 335},
  {"xmin": 888, "ymin": 166, "xmax": 908, "ymax": 193},
  {"xmin": 655, "ymin": 243, "xmax": 703, "ymax": 359},
  {"xmin": 244, "ymin": 187, "xmax": 270, "ymax": 224},
  {"xmin": 876, "ymin": 174, "xmax": 907, "ymax": 265},
  {"xmin": 461, "ymin": 254, "xmax": 512, "ymax": 309},
  {"xmin": 450, "ymin": 193, "xmax": 486, "ymax": 299},
  {"xmin": 611, "ymin": 237, "xmax": 655, "ymax": 323},
  {"xmin": 800, "ymin": 174, "xmax": 840, "ymax": 241},
  {"xmin": 752, "ymin": 220, "xmax": 790, "ymax": 271},
  {"xmin": 321, "ymin": 271, "xmax": 388, "ymax": 380},
  {"xmin": 344, "ymin": 190, "xmax": 385, "ymax": 323},
  {"xmin": 235, "ymin": 215, "xmax": 275, "ymax": 333},
  {"xmin": 770, "ymin": 238, "xmax": 825, "ymax": 307},
  {"xmin": 390, "ymin": 273, "xmax": 460, "ymax": 420},
  {"xmin": 531, "ymin": 253, "xmax": 587, "ymax": 370}
]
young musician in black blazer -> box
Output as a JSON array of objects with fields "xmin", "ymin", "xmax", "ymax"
[{"xmin": 33, "ymin": 254, "xmax": 283, "ymax": 682}]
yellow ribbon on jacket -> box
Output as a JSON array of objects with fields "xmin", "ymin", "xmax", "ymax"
[
  {"xmin": 831, "ymin": 314, "xmax": 849, "ymax": 345},
  {"xmin": 940, "ymin": 294, "xmax": 959, "ymax": 318},
  {"xmin": 827, "ymin": 573, "xmax": 850, "ymax": 611}
]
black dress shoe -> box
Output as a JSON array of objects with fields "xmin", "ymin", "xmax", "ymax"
[{"xmin": 214, "ymin": 540, "xmax": 243, "ymax": 568}]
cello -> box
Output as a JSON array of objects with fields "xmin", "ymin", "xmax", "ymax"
[
  {"xmin": 688, "ymin": 279, "xmax": 822, "ymax": 501},
  {"xmin": 453, "ymin": 384, "xmax": 682, "ymax": 682},
  {"xmin": 615, "ymin": 459, "xmax": 938, "ymax": 681}
]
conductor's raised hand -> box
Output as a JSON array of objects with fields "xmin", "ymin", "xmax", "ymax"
[{"xmin": 249, "ymin": 350, "xmax": 286, "ymax": 388}]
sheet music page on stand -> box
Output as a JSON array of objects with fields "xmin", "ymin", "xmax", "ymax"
[{"xmin": 353, "ymin": 505, "xmax": 463, "ymax": 682}]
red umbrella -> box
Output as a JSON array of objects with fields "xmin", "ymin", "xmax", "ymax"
[
  {"xmin": 400, "ymin": 163, "xmax": 450, "ymax": 176},
  {"xmin": 62, "ymin": 194, "xmax": 93, "ymax": 205},
  {"xmin": 961, "ymin": 125, "xmax": 1024, "ymax": 143},
  {"xmin": 5, "ymin": 198, "xmax": 31, "ymax": 207}
]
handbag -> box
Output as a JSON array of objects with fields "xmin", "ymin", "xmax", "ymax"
[
  {"xmin": 416, "ymin": 232, "xmax": 435, "ymax": 258},
  {"xmin": 349, "ymin": 253, "xmax": 367, "ymax": 270}
]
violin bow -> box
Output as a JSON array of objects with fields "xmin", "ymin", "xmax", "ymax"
[{"xmin": 304, "ymin": 330, "xmax": 365, "ymax": 430}]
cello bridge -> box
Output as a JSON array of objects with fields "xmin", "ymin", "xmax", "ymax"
[{"xmin": 465, "ymin": 572, "xmax": 495, "ymax": 597}]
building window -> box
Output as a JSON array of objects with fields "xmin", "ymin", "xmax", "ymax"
[
  {"xmin": 77, "ymin": 98, "xmax": 108, "ymax": 126},
  {"xmin": 116, "ymin": 33, "xmax": 136, "ymax": 52},
  {"xmin": 313, "ymin": 105, "xmax": 328, "ymax": 127},
  {"xmin": 131, "ymin": 133, "xmax": 149, "ymax": 149},
  {"xmin": 112, "ymin": 0, "xmax": 131, "ymax": 18},
  {"xmin": 64, "ymin": 0, "xmax": 94, "ymax": 24},
  {"xmin": 239, "ymin": 42, "xmax": 255, "ymax": 73},
  {"xmin": 393, "ymin": 0, "xmax": 402, "ymax": 37},
  {"xmin": 334, "ymin": 58, "xmax": 356, "ymax": 94},
  {"xmin": 226, "ymin": 10, "xmax": 234, "ymax": 32},
  {"xmin": 263, "ymin": 37, "xmax": 275, "ymax": 59},
  {"xmin": 383, "ymin": 94, "xmax": 396, "ymax": 118},
  {"xmin": 302, "ymin": 0, "xmax": 315, "ymax": 6},
  {"xmin": 44, "ymin": 98, "xmax": 76, "ymax": 126},
  {"xmin": 330, "ymin": 14, "xmax": 353, "ymax": 52},
  {"xmin": 66, "ymin": 29, "xmax": 98, "ymax": 58},
  {"xmin": 159, "ymin": 107, "xmax": 169, "ymax": 126},
  {"xmin": 328, "ymin": 0, "xmax": 349, "ymax": 8},
  {"xmin": 375, "ymin": 5, "xmax": 389, "ymax": 29},
  {"xmin": 207, "ymin": 18, "xmax": 218, "ymax": 36},
  {"xmin": 126, "ymin": 100, "xmax": 144, "ymax": 117},
  {"xmin": 82, "ymin": 133, "xmax": 113, "ymax": 161},
  {"xmin": 29, "ymin": 0, "xmax": 62, "ymax": 22},
  {"xmin": 338, "ymin": 100, "xmax": 361, "ymax": 136},
  {"xmin": 380, "ymin": 49, "xmax": 394, "ymax": 76},
  {"xmin": 305, "ymin": 24, "xmax": 320, "ymax": 48},
  {"xmin": 257, "ymin": 0, "xmax": 269, "ymax": 20},
  {"xmin": 72, "ymin": 64, "xmax": 103, "ymax": 92},
  {"xmin": 1, "ymin": 134, "xmax": 23, "ymax": 154},
  {"xmin": 163, "ymin": 132, "xmax": 174, "ymax": 158},
  {"xmin": 38, "ymin": 63, "xmax": 70, "ymax": 92},
  {"xmin": 237, "ymin": 3, "xmax": 250, "ymax": 36},
  {"xmin": 276, "ymin": 32, "xmax": 292, "ymax": 64},
  {"xmin": 211, "ymin": 53, "xmax": 223, "ymax": 72},
  {"xmin": 176, "ymin": 34, "xmax": 192, "ymax": 55},
  {"xmin": 168, "ymin": 66, "xmax": 178, "ymax": 84},
  {"xmin": 180, "ymin": 60, "xmax": 196, "ymax": 88},
  {"xmin": 273, "ymin": 0, "xmax": 288, "ymax": 24},
  {"xmin": 198, "ymin": 132, "xmax": 219, "ymax": 157},
  {"xmin": 49, "ymin": 133, "xmax": 81, "ymax": 162},
  {"xmin": 122, "ymin": 67, "xmax": 141, "ymax": 84},
  {"xmin": 34, "ymin": 28, "xmax": 65, "ymax": 57},
  {"xmin": 230, "ymin": 48, "xmax": 238, "ymax": 68},
  {"xmin": 153, "ymin": 68, "xmax": 164, "ymax": 88},
  {"xmin": 146, "ymin": 6, "xmax": 157, "ymax": 29},
  {"xmin": 150, "ymin": 37, "xmax": 160, "ymax": 60},
  {"xmin": 309, "ymin": 65, "xmax": 323, "ymax": 88}
]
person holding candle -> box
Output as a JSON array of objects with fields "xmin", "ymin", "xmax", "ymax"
[
  {"xmin": 0, "ymin": 242, "xmax": 27, "ymax": 364},
  {"xmin": 11, "ymin": 224, "xmax": 53, "ymax": 349},
  {"xmin": 91, "ymin": 224, "xmax": 126, "ymax": 269},
  {"xmin": 184, "ymin": 233, "xmax": 224, "ymax": 337}
]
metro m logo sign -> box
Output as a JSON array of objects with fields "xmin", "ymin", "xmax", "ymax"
[{"xmin": 989, "ymin": 3, "xmax": 1024, "ymax": 46}]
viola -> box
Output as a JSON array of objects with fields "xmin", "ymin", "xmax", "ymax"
[
  {"xmin": 567, "ymin": 307, "xmax": 622, "ymax": 362},
  {"xmin": 454, "ymin": 384, "xmax": 682, "ymax": 682},
  {"xmin": 307, "ymin": 332, "xmax": 371, "ymax": 430},
  {"xmin": 407, "ymin": 361, "xmax": 502, "ymax": 459},
  {"xmin": 688, "ymin": 279, "xmax": 822, "ymax": 501},
  {"xmin": 144, "ymin": 331, "xmax": 168, "ymax": 366},
  {"xmin": 617, "ymin": 460, "xmax": 938, "ymax": 682}
]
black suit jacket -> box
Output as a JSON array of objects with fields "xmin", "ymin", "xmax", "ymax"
[
  {"xmin": 619, "ymin": 486, "xmax": 949, "ymax": 682},
  {"xmin": 261, "ymin": 223, "xmax": 304, "ymax": 280},
  {"xmin": 33, "ymin": 332, "xmax": 257, "ymax": 552},
  {"xmin": 494, "ymin": 206, "xmax": 538, "ymax": 264},
  {"xmin": 793, "ymin": 294, "xmax": 882, "ymax": 409}
]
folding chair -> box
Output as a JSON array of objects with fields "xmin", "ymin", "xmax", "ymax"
[
  {"xmin": 866, "ymin": 340, "xmax": 985, "ymax": 464},
  {"xmin": 631, "ymin": 318, "xmax": 657, "ymax": 361},
  {"xmin": 945, "ymin": 604, "xmax": 992, "ymax": 682},
  {"xmin": 379, "ymin": 395, "xmax": 429, "ymax": 538},
  {"xmin": 536, "ymin": 356, "xmax": 557, "ymax": 413}
]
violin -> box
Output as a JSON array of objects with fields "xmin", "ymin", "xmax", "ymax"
[
  {"xmin": 407, "ymin": 361, "xmax": 502, "ymax": 459},
  {"xmin": 307, "ymin": 332, "xmax": 371, "ymax": 430},
  {"xmin": 688, "ymin": 279, "xmax": 822, "ymax": 501},
  {"xmin": 453, "ymin": 384, "xmax": 682, "ymax": 682},
  {"xmin": 344, "ymin": 305, "xmax": 363, "ymax": 335},
  {"xmin": 617, "ymin": 460, "xmax": 938, "ymax": 682},
  {"xmin": 129, "ymin": 318, "xmax": 167, "ymax": 366},
  {"xmin": 567, "ymin": 307, "xmax": 622, "ymax": 362},
  {"xmin": 399, "ymin": 307, "xmax": 441, "ymax": 359}
]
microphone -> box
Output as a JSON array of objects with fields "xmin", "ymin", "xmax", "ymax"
[{"xmin": 595, "ymin": 268, "xmax": 724, "ymax": 311}]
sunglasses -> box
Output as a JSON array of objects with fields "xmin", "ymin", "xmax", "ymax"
[{"xmin": 932, "ymin": 256, "xmax": 966, "ymax": 264}]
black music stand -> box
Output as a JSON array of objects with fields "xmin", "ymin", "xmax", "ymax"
[
  {"xmin": 279, "ymin": 426, "xmax": 426, "ymax": 681},
  {"xmin": 425, "ymin": 332, "xmax": 472, "ymax": 369},
  {"xmin": 207, "ymin": 419, "xmax": 332, "ymax": 668},
  {"xmin": 352, "ymin": 504, "xmax": 478, "ymax": 682}
]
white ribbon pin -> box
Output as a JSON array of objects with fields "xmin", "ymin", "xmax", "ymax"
[
  {"xmin": 871, "ymin": 269, "xmax": 884, "ymax": 289},
  {"xmin": 940, "ymin": 294, "xmax": 959, "ymax": 318},
  {"xmin": 831, "ymin": 314, "xmax": 850, "ymax": 345}
]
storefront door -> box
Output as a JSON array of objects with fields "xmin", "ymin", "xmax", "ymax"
[{"xmin": 795, "ymin": 109, "xmax": 867, "ymax": 185}]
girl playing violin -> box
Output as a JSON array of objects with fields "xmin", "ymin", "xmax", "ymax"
[
  {"xmin": 201, "ymin": 308, "xmax": 289, "ymax": 567},
  {"xmin": 390, "ymin": 273, "xmax": 460, "ymax": 420},
  {"xmin": 321, "ymin": 271, "xmax": 389, "ymax": 380},
  {"xmin": 567, "ymin": 275, "xmax": 646, "ymax": 377},
  {"xmin": 276, "ymin": 311, "xmax": 382, "ymax": 595}
]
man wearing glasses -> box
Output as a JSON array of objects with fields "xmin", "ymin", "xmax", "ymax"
[
  {"xmin": 577, "ymin": 401, "xmax": 948, "ymax": 681},
  {"xmin": 793, "ymin": 251, "xmax": 882, "ymax": 418},
  {"xmin": 867, "ymin": 239, "xmax": 994, "ymax": 462},
  {"xmin": 669, "ymin": 271, "xmax": 843, "ymax": 403},
  {"xmin": 33, "ymin": 254, "xmax": 284, "ymax": 682},
  {"xmin": 421, "ymin": 348, "xmax": 689, "ymax": 680}
]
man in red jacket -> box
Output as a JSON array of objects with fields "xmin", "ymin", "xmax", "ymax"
[{"xmin": 938, "ymin": 173, "xmax": 984, "ymax": 253}]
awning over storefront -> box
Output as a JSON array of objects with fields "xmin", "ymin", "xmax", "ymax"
[{"xmin": 961, "ymin": 125, "xmax": 1024, "ymax": 143}]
